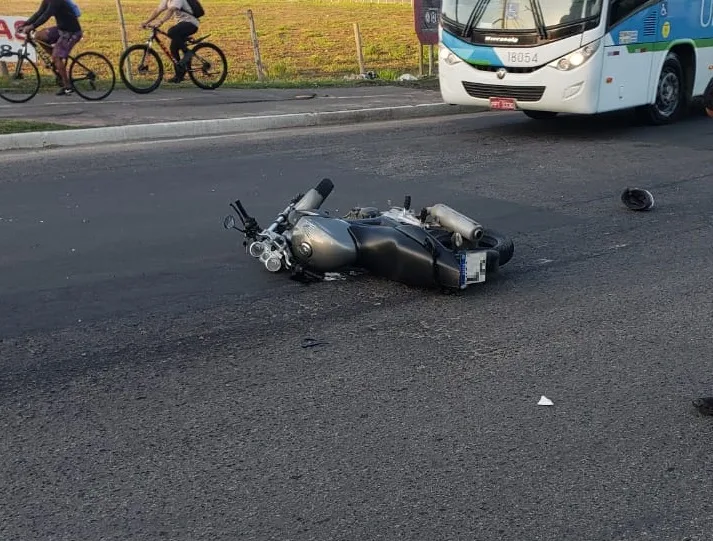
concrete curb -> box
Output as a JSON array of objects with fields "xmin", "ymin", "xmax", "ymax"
[{"xmin": 0, "ymin": 103, "xmax": 487, "ymax": 151}]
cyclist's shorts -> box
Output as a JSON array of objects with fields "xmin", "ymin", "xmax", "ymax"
[{"xmin": 46, "ymin": 27, "xmax": 83, "ymax": 59}]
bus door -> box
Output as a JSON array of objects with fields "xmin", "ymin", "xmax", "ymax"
[{"xmin": 598, "ymin": 0, "xmax": 659, "ymax": 112}]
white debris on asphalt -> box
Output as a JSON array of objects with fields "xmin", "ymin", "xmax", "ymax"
[{"xmin": 538, "ymin": 395, "xmax": 554, "ymax": 406}]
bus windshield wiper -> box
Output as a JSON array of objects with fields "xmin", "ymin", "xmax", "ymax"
[
  {"xmin": 529, "ymin": 0, "xmax": 548, "ymax": 39},
  {"xmin": 462, "ymin": 0, "xmax": 490, "ymax": 38}
]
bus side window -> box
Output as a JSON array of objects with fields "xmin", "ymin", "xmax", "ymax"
[{"xmin": 608, "ymin": 0, "xmax": 648, "ymax": 27}]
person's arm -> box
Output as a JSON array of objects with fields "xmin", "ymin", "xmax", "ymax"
[
  {"xmin": 21, "ymin": 0, "xmax": 50, "ymax": 31},
  {"xmin": 143, "ymin": 0, "xmax": 169, "ymax": 27},
  {"xmin": 151, "ymin": 1, "xmax": 179, "ymax": 28},
  {"xmin": 28, "ymin": 0, "xmax": 59, "ymax": 28}
]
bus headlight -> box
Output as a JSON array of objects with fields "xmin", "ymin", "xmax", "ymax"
[
  {"xmin": 549, "ymin": 39, "xmax": 601, "ymax": 71},
  {"xmin": 440, "ymin": 45, "xmax": 463, "ymax": 66}
]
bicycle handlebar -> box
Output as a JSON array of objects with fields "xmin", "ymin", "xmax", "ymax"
[
  {"xmin": 141, "ymin": 25, "xmax": 170, "ymax": 38},
  {"xmin": 18, "ymin": 31, "xmax": 45, "ymax": 48}
]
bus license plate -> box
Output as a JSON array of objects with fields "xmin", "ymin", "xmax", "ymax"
[{"xmin": 489, "ymin": 97, "xmax": 516, "ymax": 110}]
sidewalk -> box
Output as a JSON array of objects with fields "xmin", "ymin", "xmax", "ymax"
[{"xmin": 0, "ymin": 84, "xmax": 488, "ymax": 150}]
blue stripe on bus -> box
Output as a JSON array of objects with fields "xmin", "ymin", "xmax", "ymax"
[{"xmin": 441, "ymin": 30, "xmax": 502, "ymax": 66}]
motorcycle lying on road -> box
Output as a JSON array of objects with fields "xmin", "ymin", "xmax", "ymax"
[{"xmin": 222, "ymin": 179, "xmax": 514, "ymax": 291}]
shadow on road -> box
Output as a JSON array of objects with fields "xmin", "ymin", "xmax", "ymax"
[{"xmin": 475, "ymin": 106, "xmax": 711, "ymax": 142}]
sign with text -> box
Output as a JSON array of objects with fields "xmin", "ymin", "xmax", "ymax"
[
  {"xmin": 414, "ymin": 0, "xmax": 441, "ymax": 45},
  {"xmin": 0, "ymin": 16, "xmax": 35, "ymax": 63}
]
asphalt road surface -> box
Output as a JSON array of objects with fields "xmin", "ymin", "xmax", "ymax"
[{"xmin": 2, "ymin": 109, "xmax": 713, "ymax": 541}]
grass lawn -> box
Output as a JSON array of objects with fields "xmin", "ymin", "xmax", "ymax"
[
  {"xmin": 0, "ymin": 119, "xmax": 73, "ymax": 134},
  {"xmin": 10, "ymin": 0, "xmax": 429, "ymax": 84}
]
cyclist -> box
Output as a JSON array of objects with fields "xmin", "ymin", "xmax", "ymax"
[
  {"xmin": 141, "ymin": 0, "xmax": 199, "ymax": 83},
  {"xmin": 19, "ymin": 0, "xmax": 83, "ymax": 96}
]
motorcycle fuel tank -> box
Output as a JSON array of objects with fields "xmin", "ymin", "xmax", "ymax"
[{"xmin": 290, "ymin": 215, "xmax": 358, "ymax": 271}]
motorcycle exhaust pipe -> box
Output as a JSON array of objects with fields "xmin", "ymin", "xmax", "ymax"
[
  {"xmin": 426, "ymin": 203, "xmax": 484, "ymax": 242},
  {"xmin": 294, "ymin": 178, "xmax": 335, "ymax": 211}
]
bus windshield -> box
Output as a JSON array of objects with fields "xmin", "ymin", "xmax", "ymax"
[{"xmin": 442, "ymin": 0, "xmax": 603, "ymax": 31}]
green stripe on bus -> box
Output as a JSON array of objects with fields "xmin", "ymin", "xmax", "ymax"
[{"xmin": 625, "ymin": 38, "xmax": 713, "ymax": 54}]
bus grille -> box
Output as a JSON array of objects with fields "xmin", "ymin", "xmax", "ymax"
[
  {"xmin": 462, "ymin": 82, "xmax": 545, "ymax": 102},
  {"xmin": 473, "ymin": 65, "xmax": 541, "ymax": 74}
]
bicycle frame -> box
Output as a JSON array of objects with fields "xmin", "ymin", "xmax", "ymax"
[
  {"xmin": 143, "ymin": 27, "xmax": 210, "ymax": 68},
  {"xmin": 27, "ymin": 36, "xmax": 54, "ymax": 67}
]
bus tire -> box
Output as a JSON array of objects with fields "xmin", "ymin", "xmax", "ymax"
[
  {"xmin": 523, "ymin": 110, "xmax": 558, "ymax": 120},
  {"xmin": 636, "ymin": 52, "xmax": 686, "ymax": 125}
]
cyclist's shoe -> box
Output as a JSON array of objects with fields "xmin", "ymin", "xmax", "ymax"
[
  {"xmin": 56, "ymin": 87, "xmax": 74, "ymax": 96},
  {"xmin": 167, "ymin": 66, "xmax": 187, "ymax": 84}
]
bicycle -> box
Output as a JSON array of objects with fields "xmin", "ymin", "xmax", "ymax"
[
  {"xmin": 0, "ymin": 31, "xmax": 116, "ymax": 104},
  {"xmin": 118, "ymin": 27, "xmax": 228, "ymax": 94}
]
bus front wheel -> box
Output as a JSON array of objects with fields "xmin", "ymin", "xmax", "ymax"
[
  {"xmin": 522, "ymin": 110, "xmax": 558, "ymax": 120},
  {"xmin": 636, "ymin": 52, "xmax": 686, "ymax": 125}
]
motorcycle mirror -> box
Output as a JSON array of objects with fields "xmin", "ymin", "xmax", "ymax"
[{"xmin": 223, "ymin": 214, "xmax": 237, "ymax": 230}]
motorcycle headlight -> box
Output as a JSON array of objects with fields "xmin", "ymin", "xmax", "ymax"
[{"xmin": 548, "ymin": 39, "xmax": 601, "ymax": 71}]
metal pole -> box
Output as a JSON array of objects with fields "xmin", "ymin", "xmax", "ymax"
[{"xmin": 115, "ymin": 0, "xmax": 132, "ymax": 82}]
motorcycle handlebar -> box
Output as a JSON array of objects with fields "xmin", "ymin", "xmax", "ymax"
[
  {"xmin": 315, "ymin": 178, "xmax": 334, "ymax": 199},
  {"xmin": 293, "ymin": 178, "xmax": 334, "ymax": 212},
  {"xmin": 265, "ymin": 178, "xmax": 335, "ymax": 233}
]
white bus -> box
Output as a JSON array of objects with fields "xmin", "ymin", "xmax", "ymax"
[{"xmin": 438, "ymin": 0, "xmax": 713, "ymax": 124}]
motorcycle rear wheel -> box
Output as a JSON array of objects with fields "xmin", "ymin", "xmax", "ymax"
[
  {"xmin": 431, "ymin": 227, "xmax": 514, "ymax": 272},
  {"xmin": 475, "ymin": 229, "xmax": 514, "ymax": 268}
]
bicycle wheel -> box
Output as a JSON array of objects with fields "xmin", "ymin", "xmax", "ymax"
[
  {"xmin": 0, "ymin": 54, "xmax": 40, "ymax": 103},
  {"xmin": 69, "ymin": 51, "xmax": 116, "ymax": 101},
  {"xmin": 188, "ymin": 43, "xmax": 227, "ymax": 90},
  {"xmin": 119, "ymin": 44, "xmax": 163, "ymax": 94}
]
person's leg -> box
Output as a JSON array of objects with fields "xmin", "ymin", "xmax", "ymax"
[
  {"xmin": 34, "ymin": 27, "xmax": 59, "ymax": 63},
  {"xmin": 167, "ymin": 22, "xmax": 197, "ymax": 82},
  {"xmin": 177, "ymin": 23, "xmax": 198, "ymax": 66},
  {"xmin": 52, "ymin": 30, "xmax": 83, "ymax": 95}
]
